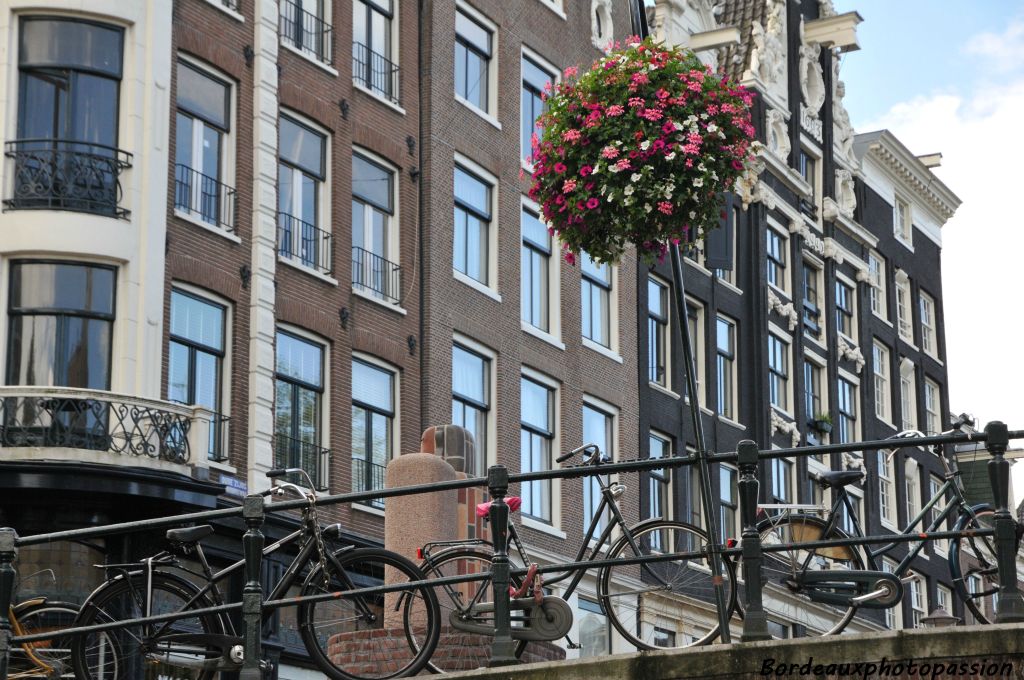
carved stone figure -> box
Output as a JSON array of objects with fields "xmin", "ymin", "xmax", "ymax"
[
  {"xmin": 591, "ymin": 0, "xmax": 613, "ymax": 50},
  {"xmin": 833, "ymin": 80, "xmax": 857, "ymax": 165},
  {"xmin": 835, "ymin": 168, "xmax": 856, "ymax": 219},
  {"xmin": 766, "ymin": 108, "xmax": 790, "ymax": 162}
]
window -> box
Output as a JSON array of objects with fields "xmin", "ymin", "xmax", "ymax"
[
  {"xmin": 521, "ymin": 375, "xmax": 554, "ymax": 521},
  {"xmin": 966, "ymin": 574, "xmax": 986, "ymax": 624},
  {"xmin": 648, "ymin": 277, "xmax": 670, "ymax": 387},
  {"xmin": 582, "ymin": 402, "xmax": 613, "ymax": 533},
  {"xmin": 767, "ymin": 620, "xmax": 791, "ymax": 640},
  {"xmin": 648, "ymin": 433, "xmax": 671, "ymax": 521},
  {"xmin": 174, "ymin": 60, "xmax": 233, "ymax": 231},
  {"xmin": 168, "ymin": 289, "xmax": 227, "ymax": 460},
  {"xmin": 453, "ymin": 164, "xmax": 492, "ymax": 285},
  {"xmin": 352, "ymin": 358, "xmax": 395, "ymax": 505},
  {"xmin": 352, "ymin": 152, "xmax": 398, "ymax": 302},
  {"xmin": 578, "ymin": 599, "xmax": 610, "ymax": 658},
  {"xmin": 872, "ymin": 341, "xmax": 891, "ymax": 422},
  {"xmin": 835, "ymin": 279, "xmax": 855, "ymax": 339},
  {"xmin": 920, "ymin": 292, "xmax": 937, "ymax": 357},
  {"xmin": 581, "ymin": 253, "xmax": 612, "ymax": 348},
  {"xmin": 716, "ymin": 315, "xmax": 737, "ymax": 419},
  {"xmin": 936, "ymin": 584, "xmax": 953, "ymax": 616},
  {"xmin": 894, "ymin": 197, "xmax": 911, "ymax": 243},
  {"xmin": 924, "ymin": 379, "xmax": 940, "ymax": 435},
  {"xmin": 804, "ymin": 359, "xmax": 823, "ymax": 424},
  {"xmin": 840, "ymin": 491, "xmax": 862, "ymax": 535},
  {"xmin": 768, "ymin": 334, "xmax": 789, "ymax": 411},
  {"xmin": 521, "ymin": 206, "xmax": 552, "ymax": 332},
  {"xmin": 653, "ymin": 626, "xmax": 676, "ymax": 648},
  {"xmin": 13, "ymin": 18, "xmax": 127, "ymax": 217},
  {"xmin": 895, "ymin": 271, "xmax": 912, "ymax": 342},
  {"xmin": 452, "ymin": 344, "xmax": 489, "ymax": 476},
  {"xmin": 867, "ymin": 251, "xmax": 886, "ymax": 318},
  {"xmin": 836, "ymin": 377, "xmax": 857, "ymax": 444},
  {"xmin": 882, "ymin": 559, "xmax": 902, "ymax": 629},
  {"xmin": 900, "ymin": 359, "xmax": 917, "ymax": 431},
  {"xmin": 455, "ymin": 8, "xmax": 492, "ymax": 112},
  {"xmin": 274, "ymin": 331, "xmax": 326, "ymax": 489},
  {"xmin": 521, "ymin": 54, "xmax": 555, "ymax": 164},
  {"xmin": 766, "ymin": 227, "xmax": 787, "ymax": 291},
  {"xmin": 281, "ymin": 0, "xmax": 332, "ymax": 65},
  {"xmin": 771, "ymin": 457, "xmax": 793, "ymax": 503},
  {"xmin": 278, "ymin": 115, "xmax": 329, "ymax": 274},
  {"xmin": 909, "ymin": 577, "xmax": 926, "ymax": 627},
  {"xmin": 713, "ymin": 205, "xmax": 739, "ymax": 284},
  {"xmin": 719, "ymin": 465, "xmax": 738, "ymax": 543},
  {"xmin": 353, "ymin": 0, "xmax": 398, "ymax": 103},
  {"xmin": 802, "ymin": 261, "xmax": 822, "ymax": 338},
  {"xmin": 878, "ymin": 450, "xmax": 895, "ymax": 526},
  {"xmin": 905, "ymin": 460, "xmax": 921, "ymax": 523},
  {"xmin": 930, "ymin": 475, "xmax": 949, "ymax": 557},
  {"xmin": 798, "ymin": 149, "xmax": 816, "ymax": 216},
  {"xmin": 684, "ymin": 300, "xmax": 705, "ymax": 406}
]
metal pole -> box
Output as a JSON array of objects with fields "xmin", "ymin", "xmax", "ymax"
[
  {"xmin": 669, "ymin": 245, "xmax": 732, "ymax": 642},
  {"xmin": 0, "ymin": 529, "xmax": 17, "ymax": 680},
  {"xmin": 486, "ymin": 465, "xmax": 518, "ymax": 667},
  {"xmin": 737, "ymin": 441, "xmax": 770, "ymax": 641},
  {"xmin": 241, "ymin": 495, "xmax": 266, "ymax": 678},
  {"xmin": 984, "ymin": 421, "xmax": 1024, "ymax": 623}
]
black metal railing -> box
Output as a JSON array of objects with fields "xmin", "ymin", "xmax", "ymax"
[
  {"xmin": 0, "ymin": 393, "xmax": 190, "ymax": 463},
  {"xmin": 209, "ymin": 413, "xmax": 231, "ymax": 462},
  {"xmin": 278, "ymin": 213, "xmax": 333, "ymax": 275},
  {"xmin": 3, "ymin": 139, "xmax": 133, "ymax": 218},
  {"xmin": 280, "ymin": 0, "xmax": 332, "ymax": 65},
  {"xmin": 222, "ymin": 0, "xmax": 241, "ymax": 10},
  {"xmin": 351, "ymin": 457, "xmax": 387, "ymax": 509},
  {"xmin": 352, "ymin": 42, "xmax": 400, "ymax": 104},
  {"xmin": 174, "ymin": 164, "xmax": 236, "ymax": 232},
  {"xmin": 351, "ymin": 246, "xmax": 401, "ymax": 304},
  {"xmin": 273, "ymin": 434, "xmax": 330, "ymax": 491}
]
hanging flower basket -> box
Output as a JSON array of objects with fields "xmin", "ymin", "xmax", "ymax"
[{"xmin": 528, "ymin": 37, "xmax": 760, "ymax": 265}]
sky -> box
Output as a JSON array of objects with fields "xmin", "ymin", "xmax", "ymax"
[{"xmin": 831, "ymin": 1, "xmax": 1024, "ymax": 491}]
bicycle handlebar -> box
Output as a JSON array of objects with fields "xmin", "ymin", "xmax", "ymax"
[{"xmin": 557, "ymin": 443, "xmax": 601, "ymax": 464}]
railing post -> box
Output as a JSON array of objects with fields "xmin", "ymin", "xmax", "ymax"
[
  {"xmin": 984, "ymin": 421, "xmax": 1024, "ymax": 623},
  {"xmin": 486, "ymin": 465, "xmax": 518, "ymax": 667},
  {"xmin": 737, "ymin": 441, "xmax": 770, "ymax": 641},
  {"xmin": 0, "ymin": 529, "xmax": 18, "ymax": 680},
  {"xmin": 241, "ymin": 495, "xmax": 266, "ymax": 678}
]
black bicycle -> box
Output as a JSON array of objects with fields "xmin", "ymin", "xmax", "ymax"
[{"xmin": 68, "ymin": 468, "xmax": 440, "ymax": 680}]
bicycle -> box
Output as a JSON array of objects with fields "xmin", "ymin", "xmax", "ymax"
[
  {"xmin": 7, "ymin": 569, "xmax": 78, "ymax": 679},
  {"xmin": 748, "ymin": 414, "xmax": 1004, "ymax": 635},
  {"xmin": 414, "ymin": 444, "xmax": 736, "ymax": 672},
  {"xmin": 68, "ymin": 468, "xmax": 440, "ymax": 680}
]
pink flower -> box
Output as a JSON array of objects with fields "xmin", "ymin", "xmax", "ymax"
[
  {"xmin": 655, "ymin": 88, "xmax": 670, "ymax": 100},
  {"xmin": 564, "ymin": 66, "xmax": 579, "ymax": 78},
  {"xmin": 657, "ymin": 202, "xmax": 673, "ymax": 215},
  {"xmin": 607, "ymin": 105, "xmax": 625, "ymax": 117},
  {"xmin": 580, "ymin": 165, "xmax": 593, "ymax": 177},
  {"xmin": 628, "ymin": 97, "xmax": 644, "ymax": 108},
  {"xmin": 661, "ymin": 121, "xmax": 676, "ymax": 134},
  {"xmin": 601, "ymin": 146, "xmax": 620, "ymax": 160},
  {"xmin": 631, "ymin": 72, "xmax": 649, "ymax": 86},
  {"xmin": 640, "ymin": 108, "xmax": 664, "ymax": 121},
  {"xmin": 563, "ymin": 179, "xmax": 578, "ymax": 193},
  {"xmin": 586, "ymin": 197, "xmax": 600, "ymax": 209},
  {"xmin": 554, "ymin": 162, "xmax": 568, "ymax": 174},
  {"xmin": 564, "ymin": 251, "xmax": 576, "ymax": 266},
  {"xmin": 687, "ymin": 80, "xmax": 703, "ymax": 93},
  {"xmin": 562, "ymin": 129, "xmax": 582, "ymax": 143},
  {"xmin": 614, "ymin": 158, "xmax": 632, "ymax": 171},
  {"xmin": 687, "ymin": 132, "xmax": 703, "ymax": 144}
]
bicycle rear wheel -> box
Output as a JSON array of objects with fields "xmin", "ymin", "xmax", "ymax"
[
  {"xmin": 599, "ymin": 520, "xmax": 737, "ymax": 649},
  {"xmin": 949, "ymin": 507, "xmax": 998, "ymax": 624},
  {"xmin": 9, "ymin": 600, "xmax": 78, "ymax": 679},
  {"xmin": 71, "ymin": 571, "xmax": 223, "ymax": 680},
  {"xmin": 298, "ymin": 547, "xmax": 440, "ymax": 680}
]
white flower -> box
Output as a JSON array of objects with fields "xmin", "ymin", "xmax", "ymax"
[
  {"xmin": 624, "ymin": 185, "xmax": 634, "ymax": 196},
  {"xmin": 673, "ymin": 121, "xmax": 684, "ymax": 131},
  {"xmin": 665, "ymin": 152, "xmax": 676, "ymax": 161},
  {"xmin": 693, "ymin": 178, "xmax": 704, "ymax": 188},
  {"xmin": 640, "ymin": 141, "xmax": 651, "ymax": 151},
  {"xmin": 707, "ymin": 123, "xmax": 718, "ymax": 133},
  {"xmin": 689, "ymin": 211, "xmax": 697, "ymax": 219},
  {"xmin": 631, "ymin": 173, "xmax": 642, "ymax": 182}
]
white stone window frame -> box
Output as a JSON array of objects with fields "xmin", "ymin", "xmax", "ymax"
[
  {"xmin": 766, "ymin": 217, "xmax": 790, "ymax": 299},
  {"xmin": 834, "ymin": 270, "xmax": 858, "ymax": 345},
  {"xmin": 648, "ymin": 429, "xmax": 674, "ymax": 522},
  {"xmin": 275, "ymin": 323, "xmax": 332, "ymax": 489},
  {"xmin": 894, "ymin": 194, "xmax": 914, "ymax": 250},
  {"xmin": 877, "ymin": 447, "xmax": 897, "ymax": 530},
  {"xmin": 682, "ymin": 296, "xmax": 706, "ymax": 408},
  {"xmin": 351, "ymin": 350, "xmax": 401, "ymax": 515},
  {"xmin": 881, "ymin": 558, "xmax": 904, "ymax": 629},
  {"xmin": 452, "ymin": 332, "xmax": 497, "ymax": 472},
  {"xmin": 929, "ymin": 473, "xmax": 950, "ymax": 559},
  {"xmin": 580, "ymin": 254, "xmax": 621, "ymax": 362},
  {"xmin": 919, "ymin": 289, "xmax": 938, "ymax": 359},
  {"xmin": 520, "ymin": 195, "xmax": 562, "ymax": 347},
  {"xmin": 768, "ymin": 322, "xmax": 793, "ymax": 418},
  {"xmin": 582, "ymin": 394, "xmax": 620, "ymax": 545},
  {"xmin": 871, "ymin": 339, "xmax": 892, "ymax": 426},
  {"xmin": 351, "ymin": 145, "xmax": 403, "ymax": 307},
  {"xmin": 909, "ymin": 575, "xmax": 927, "ymax": 627},
  {"xmin": 280, "ymin": 0, "xmax": 338, "ymax": 76},
  {"xmin": 715, "ymin": 313, "xmax": 739, "ymax": 424},
  {"xmin": 801, "ymin": 254, "xmax": 826, "ymax": 348},
  {"xmin": 836, "ymin": 367, "xmax": 860, "ymax": 445},
  {"xmin": 520, "ymin": 365, "xmax": 565, "ymax": 536},
  {"xmin": 520, "ymin": 45, "xmax": 560, "ymax": 172},
  {"xmin": 899, "ymin": 357, "xmax": 917, "ymax": 432},
  {"xmin": 894, "ymin": 269, "xmax": 915, "ymax": 346},
  {"xmin": 647, "ymin": 273, "xmax": 673, "ymax": 392},
  {"xmin": 904, "ymin": 456, "xmax": 922, "ymax": 531},
  {"xmin": 453, "ymin": 152, "xmax": 500, "ymax": 298},
  {"xmin": 454, "ymin": 0, "xmax": 500, "ymax": 127},
  {"xmin": 867, "ymin": 249, "xmax": 888, "ymax": 322},
  {"xmin": 923, "ymin": 377, "xmax": 941, "ymax": 436},
  {"xmin": 770, "ymin": 446, "xmax": 795, "ymax": 504},
  {"xmin": 351, "ymin": 0, "xmax": 404, "ymax": 111}
]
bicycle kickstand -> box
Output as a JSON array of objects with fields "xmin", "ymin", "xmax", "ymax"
[{"xmin": 563, "ymin": 635, "xmax": 581, "ymax": 650}]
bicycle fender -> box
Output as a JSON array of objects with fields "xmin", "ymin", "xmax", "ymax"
[
  {"xmin": 77, "ymin": 569, "xmax": 214, "ymax": 618},
  {"xmin": 11, "ymin": 597, "xmax": 47, "ymax": 614}
]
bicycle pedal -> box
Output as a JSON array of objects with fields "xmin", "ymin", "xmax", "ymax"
[{"xmin": 230, "ymin": 644, "xmax": 245, "ymax": 664}]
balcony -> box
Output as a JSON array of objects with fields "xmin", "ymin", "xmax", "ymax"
[
  {"xmin": 273, "ymin": 434, "xmax": 330, "ymax": 491},
  {"xmin": 280, "ymin": 0, "xmax": 333, "ymax": 66},
  {"xmin": 174, "ymin": 164, "xmax": 237, "ymax": 233},
  {"xmin": 352, "ymin": 246, "xmax": 401, "ymax": 304},
  {"xmin": 278, "ymin": 213, "xmax": 333, "ymax": 275},
  {"xmin": 352, "ymin": 42, "xmax": 400, "ymax": 104},
  {"xmin": 4, "ymin": 139, "xmax": 133, "ymax": 219},
  {"xmin": 352, "ymin": 457, "xmax": 386, "ymax": 509}
]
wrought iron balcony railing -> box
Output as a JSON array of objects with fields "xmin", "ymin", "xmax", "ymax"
[
  {"xmin": 174, "ymin": 164, "xmax": 237, "ymax": 232},
  {"xmin": 0, "ymin": 388, "xmax": 192, "ymax": 464},
  {"xmin": 278, "ymin": 213, "xmax": 333, "ymax": 275},
  {"xmin": 352, "ymin": 246, "xmax": 401, "ymax": 304},
  {"xmin": 3, "ymin": 139, "xmax": 133, "ymax": 218},
  {"xmin": 222, "ymin": 0, "xmax": 240, "ymax": 10},
  {"xmin": 351, "ymin": 457, "xmax": 387, "ymax": 509},
  {"xmin": 352, "ymin": 42, "xmax": 400, "ymax": 104},
  {"xmin": 280, "ymin": 0, "xmax": 332, "ymax": 65},
  {"xmin": 273, "ymin": 434, "xmax": 330, "ymax": 491}
]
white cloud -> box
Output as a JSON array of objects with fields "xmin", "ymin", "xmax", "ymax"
[{"xmin": 963, "ymin": 18, "xmax": 1024, "ymax": 72}]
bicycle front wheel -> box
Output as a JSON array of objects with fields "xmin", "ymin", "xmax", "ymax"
[
  {"xmin": 949, "ymin": 506, "xmax": 997, "ymax": 624},
  {"xmin": 71, "ymin": 571, "xmax": 223, "ymax": 680},
  {"xmin": 598, "ymin": 520, "xmax": 736, "ymax": 649},
  {"xmin": 9, "ymin": 600, "xmax": 78, "ymax": 679},
  {"xmin": 298, "ymin": 547, "xmax": 440, "ymax": 680}
]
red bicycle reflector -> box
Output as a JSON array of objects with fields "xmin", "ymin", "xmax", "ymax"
[
  {"xmin": 416, "ymin": 547, "xmax": 424, "ymax": 560},
  {"xmin": 725, "ymin": 538, "xmax": 738, "ymax": 548}
]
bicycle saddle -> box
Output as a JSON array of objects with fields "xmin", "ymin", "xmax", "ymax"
[
  {"xmin": 476, "ymin": 496, "xmax": 522, "ymax": 517},
  {"xmin": 818, "ymin": 469, "xmax": 864, "ymax": 488},
  {"xmin": 166, "ymin": 525, "xmax": 214, "ymax": 543}
]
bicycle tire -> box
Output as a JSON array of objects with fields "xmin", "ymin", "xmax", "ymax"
[
  {"xmin": 70, "ymin": 571, "xmax": 223, "ymax": 680},
  {"xmin": 949, "ymin": 506, "xmax": 998, "ymax": 624},
  {"xmin": 598, "ymin": 519, "xmax": 737, "ymax": 649},
  {"xmin": 753, "ymin": 514, "xmax": 868, "ymax": 636},
  {"xmin": 298, "ymin": 547, "xmax": 440, "ymax": 680},
  {"xmin": 9, "ymin": 600, "xmax": 78, "ymax": 679},
  {"xmin": 415, "ymin": 547, "xmax": 527, "ymax": 673}
]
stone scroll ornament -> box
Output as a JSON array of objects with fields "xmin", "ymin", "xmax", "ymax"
[{"xmin": 527, "ymin": 36, "xmax": 762, "ymax": 265}]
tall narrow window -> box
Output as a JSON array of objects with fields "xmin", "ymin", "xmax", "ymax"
[
  {"xmin": 836, "ymin": 378, "xmax": 857, "ymax": 444},
  {"xmin": 716, "ymin": 316, "xmax": 737, "ymax": 419},
  {"xmin": 872, "ymin": 341, "xmax": 891, "ymax": 422},
  {"xmin": 867, "ymin": 251, "xmax": 886, "ymax": 318},
  {"xmin": 281, "ymin": 0, "xmax": 332, "ymax": 65},
  {"xmin": 924, "ymin": 378, "xmax": 940, "ymax": 435},
  {"xmin": 648, "ymin": 277, "xmax": 669, "ymax": 387},
  {"xmin": 766, "ymin": 227, "xmax": 786, "ymax": 291},
  {"xmin": 920, "ymin": 292, "xmax": 937, "ymax": 357},
  {"xmin": 835, "ymin": 279, "xmax": 855, "ymax": 339},
  {"xmin": 719, "ymin": 465, "xmax": 738, "ymax": 543},
  {"xmin": 798, "ymin": 150, "xmax": 816, "ymax": 216},
  {"xmin": 275, "ymin": 331, "xmax": 326, "ymax": 489},
  {"xmin": 578, "ymin": 599, "xmax": 610, "ymax": 658},
  {"xmin": 278, "ymin": 115, "xmax": 329, "ymax": 273},
  {"xmin": 455, "ymin": 9, "xmax": 492, "ymax": 112},
  {"xmin": 352, "ymin": 153, "xmax": 398, "ymax": 302},
  {"xmin": 684, "ymin": 301, "xmax": 704, "ymax": 406},
  {"xmin": 771, "ymin": 457, "xmax": 792, "ymax": 503},
  {"xmin": 804, "ymin": 360, "xmax": 822, "ymax": 423},
  {"xmin": 521, "ymin": 376, "xmax": 554, "ymax": 521},
  {"xmin": 900, "ymin": 359, "xmax": 917, "ymax": 431},
  {"xmin": 452, "ymin": 344, "xmax": 489, "ymax": 476},
  {"xmin": 895, "ymin": 273, "xmax": 912, "ymax": 341},
  {"xmin": 802, "ymin": 262, "xmax": 821, "ymax": 338},
  {"xmin": 352, "ymin": 0, "xmax": 397, "ymax": 102},
  {"xmin": 648, "ymin": 433, "xmax": 671, "ymax": 522},
  {"xmin": 581, "ymin": 253, "xmax": 612, "ymax": 348},
  {"xmin": 905, "ymin": 460, "xmax": 921, "ymax": 523},
  {"xmin": 930, "ymin": 474, "xmax": 950, "ymax": 557},
  {"xmin": 909, "ymin": 577, "xmax": 926, "ymax": 627},
  {"xmin": 583, "ymin": 402, "xmax": 613, "ymax": 533},
  {"xmin": 521, "ymin": 55, "xmax": 554, "ymax": 164},
  {"xmin": 878, "ymin": 451, "xmax": 895, "ymax": 526},
  {"xmin": 352, "ymin": 358, "xmax": 395, "ymax": 505},
  {"xmin": 453, "ymin": 165, "xmax": 491, "ymax": 285},
  {"xmin": 882, "ymin": 559, "xmax": 902, "ymax": 629},
  {"xmin": 894, "ymin": 197, "xmax": 911, "ymax": 243},
  {"xmin": 168, "ymin": 289, "xmax": 226, "ymax": 460},
  {"xmin": 521, "ymin": 207, "xmax": 551, "ymax": 332},
  {"xmin": 768, "ymin": 334, "xmax": 788, "ymax": 411}
]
